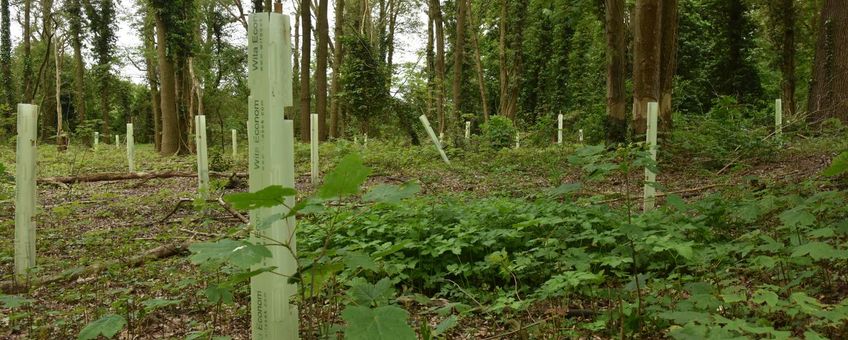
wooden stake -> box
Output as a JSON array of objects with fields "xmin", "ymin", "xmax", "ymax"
[
  {"xmin": 643, "ymin": 102, "xmax": 658, "ymax": 211},
  {"xmin": 248, "ymin": 12, "xmax": 298, "ymax": 339},
  {"xmin": 557, "ymin": 113, "xmax": 563, "ymax": 145},
  {"xmin": 127, "ymin": 123, "xmax": 135, "ymax": 172},
  {"xmin": 195, "ymin": 115, "xmax": 210, "ymax": 197},
  {"xmin": 310, "ymin": 113, "xmax": 319, "ymax": 183},
  {"xmin": 231, "ymin": 129, "xmax": 238, "ymax": 159},
  {"xmin": 419, "ymin": 115, "xmax": 450, "ymax": 164},
  {"xmin": 15, "ymin": 104, "xmax": 38, "ymax": 283}
]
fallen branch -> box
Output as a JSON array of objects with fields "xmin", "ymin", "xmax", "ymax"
[
  {"xmin": 38, "ymin": 171, "xmax": 247, "ymax": 185},
  {"xmin": 595, "ymin": 183, "xmax": 731, "ymax": 205},
  {"xmin": 1, "ymin": 242, "xmax": 190, "ymax": 293}
]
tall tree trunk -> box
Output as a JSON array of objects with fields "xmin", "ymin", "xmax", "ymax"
[
  {"xmin": 329, "ymin": 0, "xmax": 344, "ymax": 138},
  {"xmin": 605, "ymin": 0, "xmax": 626, "ymax": 142},
  {"xmin": 658, "ymin": 0, "xmax": 677, "ymax": 135},
  {"xmin": 451, "ymin": 0, "xmax": 467, "ymax": 139},
  {"xmin": 300, "ymin": 0, "xmax": 311, "ymax": 142},
  {"xmin": 144, "ymin": 10, "xmax": 161, "ymax": 151},
  {"xmin": 426, "ymin": 11, "xmax": 435, "ymax": 122},
  {"xmin": 0, "ymin": 0, "xmax": 13, "ymax": 111},
  {"xmin": 54, "ymin": 35, "xmax": 63, "ymax": 148},
  {"xmin": 430, "ymin": 0, "xmax": 446, "ymax": 135},
  {"xmin": 779, "ymin": 0, "xmax": 796, "ymax": 117},
  {"xmin": 68, "ymin": 0, "xmax": 86, "ymax": 126},
  {"xmin": 497, "ymin": 0, "xmax": 508, "ymax": 119},
  {"xmin": 468, "ymin": 0, "xmax": 488, "ymax": 123},
  {"xmin": 155, "ymin": 12, "xmax": 181, "ymax": 155},
  {"xmin": 23, "ymin": 0, "xmax": 33, "ymax": 103},
  {"xmin": 317, "ymin": 0, "xmax": 329, "ymax": 140},
  {"xmin": 497, "ymin": 0, "xmax": 527, "ymax": 120},
  {"xmin": 632, "ymin": 0, "xmax": 662, "ymax": 135},
  {"xmin": 807, "ymin": 0, "xmax": 848, "ymax": 123}
]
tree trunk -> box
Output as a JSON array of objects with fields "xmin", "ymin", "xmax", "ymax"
[
  {"xmin": 144, "ymin": 11, "xmax": 161, "ymax": 151},
  {"xmin": 68, "ymin": 0, "xmax": 86, "ymax": 126},
  {"xmin": 658, "ymin": 0, "xmax": 678, "ymax": 135},
  {"xmin": 317, "ymin": 0, "xmax": 329, "ymax": 140},
  {"xmin": 808, "ymin": 0, "xmax": 848, "ymax": 123},
  {"xmin": 451, "ymin": 0, "xmax": 467, "ymax": 139},
  {"xmin": 468, "ymin": 0, "xmax": 488, "ymax": 123},
  {"xmin": 23, "ymin": 0, "xmax": 33, "ymax": 103},
  {"xmin": 300, "ymin": 0, "xmax": 311, "ymax": 142},
  {"xmin": 431, "ymin": 0, "xmax": 446, "ymax": 135},
  {"xmin": 779, "ymin": 0, "xmax": 796, "ymax": 118},
  {"xmin": 605, "ymin": 0, "xmax": 627, "ymax": 142},
  {"xmin": 497, "ymin": 0, "xmax": 509, "ymax": 119},
  {"xmin": 155, "ymin": 12, "xmax": 181, "ymax": 155},
  {"xmin": 329, "ymin": 0, "xmax": 344, "ymax": 138},
  {"xmin": 426, "ymin": 10, "xmax": 435, "ymax": 122},
  {"xmin": 632, "ymin": 0, "xmax": 662, "ymax": 135},
  {"xmin": 54, "ymin": 34, "xmax": 63, "ymax": 148},
  {"xmin": 386, "ymin": 0, "xmax": 398, "ymax": 76},
  {"xmin": 0, "ymin": 0, "xmax": 13, "ymax": 111}
]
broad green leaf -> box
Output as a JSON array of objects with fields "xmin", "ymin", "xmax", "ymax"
[
  {"xmin": 188, "ymin": 239, "xmax": 272, "ymax": 269},
  {"xmin": 224, "ymin": 186, "xmax": 296, "ymax": 210},
  {"xmin": 791, "ymin": 242, "xmax": 838, "ymax": 261},
  {"xmin": 205, "ymin": 285, "xmax": 234, "ymax": 304},
  {"xmin": 348, "ymin": 278, "xmax": 395, "ymax": 307},
  {"xmin": 804, "ymin": 330, "xmax": 828, "ymax": 340},
  {"xmin": 790, "ymin": 292, "xmax": 823, "ymax": 315},
  {"xmin": 371, "ymin": 240, "xmax": 411, "ymax": 259},
  {"xmin": 341, "ymin": 305, "xmax": 416, "ymax": 340},
  {"xmin": 822, "ymin": 151, "xmax": 848, "ymax": 177},
  {"xmin": 779, "ymin": 207, "xmax": 815, "ymax": 228},
  {"xmin": 752, "ymin": 289, "xmax": 779, "ymax": 307},
  {"xmin": 546, "ymin": 182, "xmax": 582, "ymax": 197},
  {"xmin": 141, "ymin": 298, "xmax": 180, "ymax": 312},
  {"xmin": 302, "ymin": 262, "xmax": 345, "ymax": 298},
  {"xmin": 658, "ymin": 311, "xmax": 710, "ymax": 324},
  {"xmin": 363, "ymin": 181, "xmax": 420, "ymax": 203},
  {"xmin": 78, "ymin": 314, "xmax": 126, "ymax": 340},
  {"xmin": 318, "ymin": 154, "xmax": 371, "ymax": 199},
  {"xmin": 0, "ymin": 295, "xmax": 34, "ymax": 309},
  {"xmin": 433, "ymin": 315, "xmax": 458, "ymax": 336},
  {"xmin": 342, "ymin": 251, "xmax": 379, "ymax": 272}
]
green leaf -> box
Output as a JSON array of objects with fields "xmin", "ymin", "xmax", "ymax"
[
  {"xmin": 433, "ymin": 315, "xmax": 458, "ymax": 336},
  {"xmin": 205, "ymin": 285, "xmax": 234, "ymax": 304},
  {"xmin": 791, "ymin": 242, "xmax": 838, "ymax": 261},
  {"xmin": 141, "ymin": 298, "xmax": 181, "ymax": 312},
  {"xmin": 78, "ymin": 314, "xmax": 127, "ymax": 340},
  {"xmin": 224, "ymin": 186, "xmax": 296, "ymax": 210},
  {"xmin": 364, "ymin": 181, "xmax": 420, "ymax": 203},
  {"xmin": 752, "ymin": 289, "xmax": 779, "ymax": 307},
  {"xmin": 318, "ymin": 154, "xmax": 371, "ymax": 199},
  {"xmin": 341, "ymin": 305, "xmax": 416, "ymax": 340},
  {"xmin": 0, "ymin": 295, "xmax": 34, "ymax": 309},
  {"xmin": 342, "ymin": 251, "xmax": 379, "ymax": 272},
  {"xmin": 546, "ymin": 182, "xmax": 582, "ymax": 197},
  {"xmin": 823, "ymin": 151, "xmax": 848, "ymax": 177},
  {"xmin": 779, "ymin": 207, "xmax": 815, "ymax": 228},
  {"xmin": 348, "ymin": 278, "xmax": 395, "ymax": 307},
  {"xmin": 188, "ymin": 239, "xmax": 272, "ymax": 269}
]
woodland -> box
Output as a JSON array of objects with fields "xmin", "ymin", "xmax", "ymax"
[{"xmin": 0, "ymin": 0, "xmax": 848, "ymax": 339}]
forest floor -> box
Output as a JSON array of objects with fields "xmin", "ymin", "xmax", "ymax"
[{"xmin": 0, "ymin": 132, "xmax": 846, "ymax": 339}]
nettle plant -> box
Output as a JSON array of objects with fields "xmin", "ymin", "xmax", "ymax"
[{"xmin": 188, "ymin": 153, "xmax": 422, "ymax": 339}]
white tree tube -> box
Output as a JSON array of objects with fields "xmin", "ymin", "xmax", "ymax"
[
  {"xmin": 419, "ymin": 114, "xmax": 450, "ymax": 164},
  {"xmin": 15, "ymin": 104, "xmax": 38, "ymax": 283},
  {"xmin": 643, "ymin": 102, "xmax": 659, "ymax": 211},
  {"xmin": 310, "ymin": 113, "xmax": 319, "ymax": 183},
  {"xmin": 195, "ymin": 115, "xmax": 210, "ymax": 197},
  {"xmin": 126, "ymin": 123, "xmax": 135, "ymax": 172}
]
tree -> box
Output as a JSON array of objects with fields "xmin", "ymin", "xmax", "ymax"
[
  {"xmin": 450, "ymin": 0, "xmax": 467, "ymax": 140},
  {"xmin": 300, "ymin": 0, "xmax": 311, "ymax": 141},
  {"xmin": 67, "ymin": 0, "xmax": 87, "ymax": 129},
  {"xmin": 22, "ymin": 0, "xmax": 33, "ymax": 103},
  {"xmin": 497, "ymin": 0, "xmax": 529, "ymax": 121},
  {"xmin": 468, "ymin": 0, "xmax": 488, "ymax": 122},
  {"xmin": 143, "ymin": 9, "xmax": 162, "ymax": 151},
  {"xmin": 84, "ymin": 0, "xmax": 117, "ymax": 136},
  {"xmin": 0, "ymin": 0, "xmax": 13, "ymax": 113},
  {"xmin": 632, "ymin": 0, "xmax": 677, "ymax": 135},
  {"xmin": 604, "ymin": 0, "xmax": 626, "ymax": 142},
  {"xmin": 429, "ymin": 0, "xmax": 446, "ymax": 134},
  {"xmin": 316, "ymin": 0, "xmax": 329, "ymax": 140},
  {"xmin": 807, "ymin": 0, "xmax": 847, "ymax": 123},
  {"xmin": 329, "ymin": 0, "xmax": 344, "ymax": 138},
  {"xmin": 151, "ymin": 2, "xmax": 181, "ymax": 155}
]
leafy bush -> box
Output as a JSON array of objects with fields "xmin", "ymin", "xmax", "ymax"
[{"xmin": 482, "ymin": 116, "xmax": 516, "ymax": 150}]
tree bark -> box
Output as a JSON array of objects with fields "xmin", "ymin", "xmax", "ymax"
[
  {"xmin": 317, "ymin": 0, "xmax": 329, "ymax": 140},
  {"xmin": 0, "ymin": 0, "xmax": 13, "ymax": 111},
  {"xmin": 54, "ymin": 35, "xmax": 63, "ymax": 148},
  {"xmin": 144, "ymin": 10, "xmax": 161, "ymax": 151},
  {"xmin": 22, "ymin": 0, "xmax": 33, "ymax": 103},
  {"xmin": 779, "ymin": 0, "xmax": 796, "ymax": 118},
  {"xmin": 632, "ymin": 0, "xmax": 662, "ymax": 135},
  {"xmin": 807, "ymin": 0, "xmax": 848, "ymax": 123},
  {"xmin": 468, "ymin": 0, "xmax": 488, "ymax": 123},
  {"xmin": 451, "ymin": 0, "xmax": 467, "ymax": 139},
  {"xmin": 658, "ymin": 0, "xmax": 678, "ymax": 135},
  {"xmin": 68, "ymin": 0, "xmax": 86, "ymax": 127},
  {"xmin": 155, "ymin": 12, "xmax": 181, "ymax": 155},
  {"xmin": 300, "ymin": 0, "xmax": 312, "ymax": 142},
  {"xmin": 430, "ymin": 0, "xmax": 446, "ymax": 135},
  {"xmin": 330, "ymin": 0, "xmax": 344, "ymax": 138},
  {"xmin": 605, "ymin": 0, "xmax": 627, "ymax": 142}
]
